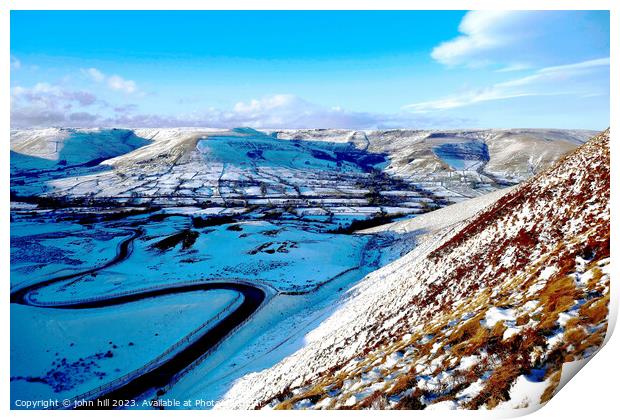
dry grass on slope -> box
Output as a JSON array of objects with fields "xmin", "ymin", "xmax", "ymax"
[{"xmin": 268, "ymin": 129, "xmax": 610, "ymax": 410}]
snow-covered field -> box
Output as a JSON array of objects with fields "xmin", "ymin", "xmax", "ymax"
[
  {"xmin": 10, "ymin": 206, "xmax": 402, "ymax": 406},
  {"xmin": 11, "ymin": 127, "xmax": 594, "ymax": 209},
  {"xmin": 27, "ymin": 214, "xmax": 368, "ymax": 301},
  {"xmin": 11, "ymin": 289, "xmax": 242, "ymax": 407},
  {"xmin": 10, "ymin": 217, "xmax": 130, "ymax": 290}
]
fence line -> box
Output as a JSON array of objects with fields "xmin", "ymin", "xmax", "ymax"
[
  {"xmin": 61, "ymin": 292, "xmax": 244, "ymax": 407},
  {"xmin": 158, "ymin": 290, "xmax": 273, "ymax": 393},
  {"xmin": 28, "ymin": 277, "xmax": 275, "ymax": 307}
]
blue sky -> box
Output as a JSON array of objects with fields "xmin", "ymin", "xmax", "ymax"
[{"xmin": 10, "ymin": 10, "xmax": 610, "ymax": 129}]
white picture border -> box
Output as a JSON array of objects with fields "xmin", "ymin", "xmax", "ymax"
[{"xmin": 1, "ymin": 2, "xmax": 617, "ymax": 420}]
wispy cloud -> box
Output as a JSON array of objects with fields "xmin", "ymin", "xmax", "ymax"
[
  {"xmin": 495, "ymin": 63, "xmax": 531, "ymax": 73},
  {"xmin": 82, "ymin": 67, "xmax": 139, "ymax": 94},
  {"xmin": 431, "ymin": 11, "xmax": 609, "ymax": 70},
  {"xmin": 431, "ymin": 11, "xmax": 513, "ymax": 67},
  {"xmin": 404, "ymin": 57, "xmax": 609, "ymax": 113}
]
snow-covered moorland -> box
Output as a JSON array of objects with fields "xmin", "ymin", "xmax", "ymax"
[
  {"xmin": 215, "ymin": 129, "xmax": 610, "ymax": 411},
  {"xmin": 9, "ymin": 126, "xmax": 607, "ymax": 410},
  {"xmin": 11, "ymin": 127, "xmax": 594, "ymax": 211}
]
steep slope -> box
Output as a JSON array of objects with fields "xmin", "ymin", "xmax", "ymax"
[
  {"xmin": 101, "ymin": 128, "xmax": 228, "ymax": 167},
  {"xmin": 481, "ymin": 129, "xmax": 588, "ymax": 183},
  {"xmin": 216, "ymin": 129, "xmax": 610, "ymax": 410},
  {"xmin": 360, "ymin": 186, "xmax": 514, "ymax": 236}
]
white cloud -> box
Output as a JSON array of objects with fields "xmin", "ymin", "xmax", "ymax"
[
  {"xmin": 11, "ymin": 88, "xmax": 472, "ymax": 129},
  {"xmin": 84, "ymin": 67, "xmax": 105, "ymax": 82},
  {"xmin": 229, "ymin": 94, "xmax": 326, "ymax": 127},
  {"xmin": 11, "ymin": 82, "xmax": 105, "ymax": 127},
  {"xmin": 431, "ymin": 11, "xmax": 609, "ymax": 69},
  {"xmin": 11, "ymin": 83, "xmax": 98, "ymax": 107},
  {"xmin": 212, "ymin": 94, "xmax": 469, "ymax": 129},
  {"xmin": 107, "ymin": 75, "xmax": 137, "ymax": 94},
  {"xmin": 404, "ymin": 57, "xmax": 609, "ymax": 113},
  {"xmin": 83, "ymin": 67, "xmax": 139, "ymax": 94},
  {"xmin": 110, "ymin": 94, "xmax": 383, "ymax": 129},
  {"xmin": 432, "ymin": 11, "xmax": 512, "ymax": 67}
]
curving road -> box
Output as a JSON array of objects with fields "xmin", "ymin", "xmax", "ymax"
[{"xmin": 10, "ymin": 228, "xmax": 267, "ymax": 408}]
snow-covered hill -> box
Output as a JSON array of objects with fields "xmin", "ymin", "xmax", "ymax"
[
  {"xmin": 276, "ymin": 128, "xmax": 595, "ymax": 184},
  {"xmin": 10, "ymin": 128, "xmax": 593, "ymax": 220},
  {"xmin": 10, "ymin": 128, "xmax": 151, "ymax": 174},
  {"xmin": 215, "ymin": 129, "xmax": 610, "ymax": 411}
]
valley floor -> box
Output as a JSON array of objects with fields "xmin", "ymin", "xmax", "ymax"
[
  {"xmin": 9, "ymin": 183, "xmax": 513, "ymax": 408},
  {"xmin": 9, "ymin": 204, "xmax": 417, "ymax": 408}
]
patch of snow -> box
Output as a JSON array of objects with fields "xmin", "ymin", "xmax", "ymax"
[
  {"xmin": 426, "ymin": 400, "xmax": 457, "ymax": 410},
  {"xmin": 482, "ymin": 307, "xmax": 516, "ymax": 328},
  {"xmin": 539, "ymin": 266, "xmax": 558, "ymax": 281},
  {"xmin": 494, "ymin": 374, "xmax": 552, "ymax": 410}
]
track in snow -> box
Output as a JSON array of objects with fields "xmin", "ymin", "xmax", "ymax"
[{"xmin": 10, "ymin": 228, "xmax": 266, "ymax": 409}]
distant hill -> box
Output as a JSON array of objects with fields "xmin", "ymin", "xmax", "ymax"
[{"xmin": 10, "ymin": 128, "xmax": 596, "ymax": 212}]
